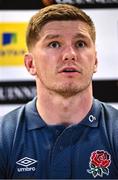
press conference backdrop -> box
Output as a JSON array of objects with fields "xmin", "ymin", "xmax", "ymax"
[{"xmin": 0, "ymin": 0, "xmax": 118, "ymax": 115}]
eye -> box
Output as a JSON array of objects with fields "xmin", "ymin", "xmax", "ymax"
[
  {"xmin": 48, "ymin": 41, "xmax": 61, "ymax": 48},
  {"xmin": 76, "ymin": 41, "xmax": 86, "ymax": 48}
]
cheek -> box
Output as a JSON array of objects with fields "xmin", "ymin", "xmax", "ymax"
[
  {"xmin": 35, "ymin": 59, "xmax": 54, "ymax": 78},
  {"xmin": 86, "ymin": 52, "xmax": 97, "ymax": 68},
  {"xmin": 34, "ymin": 52, "xmax": 48, "ymax": 70},
  {"xmin": 33, "ymin": 49, "xmax": 60, "ymax": 75},
  {"xmin": 82, "ymin": 54, "xmax": 97, "ymax": 74}
]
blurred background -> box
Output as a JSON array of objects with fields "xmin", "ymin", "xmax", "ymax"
[{"xmin": 0, "ymin": 0, "xmax": 118, "ymax": 116}]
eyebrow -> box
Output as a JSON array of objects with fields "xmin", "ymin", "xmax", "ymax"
[
  {"xmin": 43, "ymin": 34, "xmax": 60, "ymax": 41},
  {"xmin": 74, "ymin": 33, "xmax": 90, "ymax": 40}
]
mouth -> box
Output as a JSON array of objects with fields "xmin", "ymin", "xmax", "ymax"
[{"xmin": 59, "ymin": 67, "xmax": 81, "ymax": 73}]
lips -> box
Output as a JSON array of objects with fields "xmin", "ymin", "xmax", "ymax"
[{"xmin": 59, "ymin": 66, "xmax": 80, "ymax": 73}]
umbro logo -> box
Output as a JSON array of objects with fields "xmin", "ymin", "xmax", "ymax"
[
  {"xmin": 16, "ymin": 157, "xmax": 37, "ymax": 167},
  {"xmin": 16, "ymin": 157, "xmax": 37, "ymax": 172}
]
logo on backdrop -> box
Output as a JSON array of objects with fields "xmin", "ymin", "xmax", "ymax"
[
  {"xmin": 0, "ymin": 81, "xmax": 36, "ymax": 104},
  {"xmin": 42, "ymin": 0, "xmax": 118, "ymax": 6},
  {"xmin": 42, "ymin": 0, "xmax": 54, "ymax": 6},
  {"xmin": 0, "ymin": 23, "xmax": 27, "ymax": 66},
  {"xmin": 2, "ymin": 33, "xmax": 17, "ymax": 45}
]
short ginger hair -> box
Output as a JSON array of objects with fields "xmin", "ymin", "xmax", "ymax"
[{"xmin": 26, "ymin": 4, "xmax": 96, "ymax": 50}]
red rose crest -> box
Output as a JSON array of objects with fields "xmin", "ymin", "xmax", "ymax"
[{"xmin": 87, "ymin": 150, "xmax": 111, "ymax": 178}]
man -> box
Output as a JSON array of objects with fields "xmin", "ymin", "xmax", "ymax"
[{"xmin": 0, "ymin": 4, "xmax": 118, "ymax": 179}]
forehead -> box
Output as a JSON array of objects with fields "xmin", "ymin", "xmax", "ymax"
[{"xmin": 39, "ymin": 20, "xmax": 91, "ymax": 39}]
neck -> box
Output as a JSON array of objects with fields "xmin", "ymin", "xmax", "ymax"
[{"xmin": 36, "ymin": 84, "xmax": 93, "ymax": 126}]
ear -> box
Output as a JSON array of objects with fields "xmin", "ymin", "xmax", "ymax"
[
  {"xmin": 24, "ymin": 53, "xmax": 36, "ymax": 76},
  {"xmin": 93, "ymin": 52, "xmax": 98, "ymax": 73}
]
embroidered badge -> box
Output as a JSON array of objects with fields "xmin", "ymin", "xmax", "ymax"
[{"xmin": 87, "ymin": 150, "xmax": 111, "ymax": 178}]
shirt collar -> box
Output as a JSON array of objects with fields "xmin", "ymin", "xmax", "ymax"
[
  {"xmin": 25, "ymin": 97, "xmax": 46, "ymax": 130},
  {"xmin": 25, "ymin": 97, "xmax": 101, "ymax": 130},
  {"xmin": 79, "ymin": 98, "xmax": 101, "ymax": 127}
]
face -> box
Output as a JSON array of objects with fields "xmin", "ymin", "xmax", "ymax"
[{"xmin": 25, "ymin": 20, "xmax": 98, "ymax": 97}]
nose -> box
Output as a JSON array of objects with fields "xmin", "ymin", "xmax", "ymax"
[{"xmin": 62, "ymin": 46, "xmax": 77, "ymax": 61}]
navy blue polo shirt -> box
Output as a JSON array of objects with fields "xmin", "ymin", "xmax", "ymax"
[{"xmin": 0, "ymin": 97, "xmax": 118, "ymax": 179}]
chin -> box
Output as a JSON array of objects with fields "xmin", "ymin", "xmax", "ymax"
[
  {"xmin": 54, "ymin": 81, "xmax": 91, "ymax": 97},
  {"xmin": 54, "ymin": 85, "xmax": 81, "ymax": 98}
]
